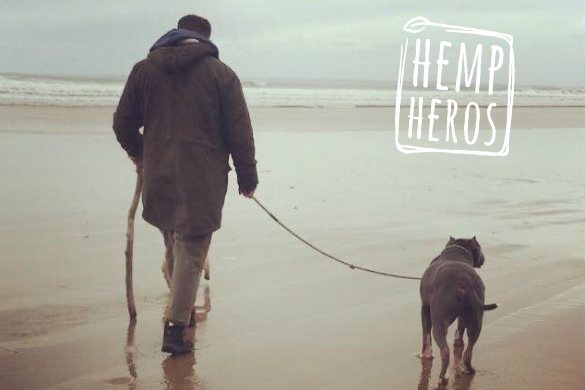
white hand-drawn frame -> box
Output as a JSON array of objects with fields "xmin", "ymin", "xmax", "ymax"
[{"xmin": 395, "ymin": 17, "xmax": 515, "ymax": 156}]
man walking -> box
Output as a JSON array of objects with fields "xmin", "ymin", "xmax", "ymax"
[{"xmin": 113, "ymin": 14, "xmax": 258, "ymax": 354}]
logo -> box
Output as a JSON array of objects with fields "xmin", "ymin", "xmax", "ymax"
[{"xmin": 395, "ymin": 17, "xmax": 515, "ymax": 156}]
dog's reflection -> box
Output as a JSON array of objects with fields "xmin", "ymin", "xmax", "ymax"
[
  {"xmin": 417, "ymin": 345, "xmax": 475, "ymax": 390},
  {"xmin": 450, "ymin": 344, "xmax": 475, "ymax": 390},
  {"xmin": 417, "ymin": 355, "xmax": 433, "ymax": 390}
]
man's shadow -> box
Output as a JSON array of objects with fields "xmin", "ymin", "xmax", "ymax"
[
  {"xmin": 125, "ymin": 286, "xmax": 212, "ymax": 390},
  {"xmin": 417, "ymin": 344, "xmax": 475, "ymax": 390}
]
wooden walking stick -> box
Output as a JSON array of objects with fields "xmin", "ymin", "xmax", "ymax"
[{"xmin": 125, "ymin": 166, "xmax": 143, "ymax": 319}]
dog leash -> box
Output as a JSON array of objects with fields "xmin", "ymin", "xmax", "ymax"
[{"xmin": 252, "ymin": 196, "xmax": 422, "ymax": 281}]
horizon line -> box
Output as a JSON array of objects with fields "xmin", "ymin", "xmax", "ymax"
[{"xmin": 0, "ymin": 70, "xmax": 583, "ymax": 91}]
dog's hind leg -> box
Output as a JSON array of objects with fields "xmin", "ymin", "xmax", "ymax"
[
  {"xmin": 432, "ymin": 321, "xmax": 450, "ymax": 385},
  {"xmin": 161, "ymin": 229, "xmax": 175, "ymax": 288},
  {"xmin": 454, "ymin": 317, "xmax": 466, "ymax": 347},
  {"xmin": 203, "ymin": 257, "xmax": 210, "ymax": 280},
  {"xmin": 160, "ymin": 229, "xmax": 175, "ymax": 323},
  {"xmin": 463, "ymin": 313, "xmax": 482, "ymax": 374},
  {"xmin": 420, "ymin": 305, "xmax": 433, "ymax": 359}
]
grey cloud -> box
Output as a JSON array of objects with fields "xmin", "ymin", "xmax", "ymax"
[{"xmin": 0, "ymin": 0, "xmax": 582, "ymax": 86}]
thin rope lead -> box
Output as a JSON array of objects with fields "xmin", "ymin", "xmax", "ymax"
[{"xmin": 252, "ymin": 196, "xmax": 421, "ymax": 281}]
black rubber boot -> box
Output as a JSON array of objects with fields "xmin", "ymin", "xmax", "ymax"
[{"xmin": 162, "ymin": 322, "xmax": 193, "ymax": 354}]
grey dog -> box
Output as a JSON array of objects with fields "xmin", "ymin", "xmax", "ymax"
[{"xmin": 419, "ymin": 236, "xmax": 498, "ymax": 384}]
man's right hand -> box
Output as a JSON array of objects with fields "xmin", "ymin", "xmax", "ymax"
[{"xmin": 241, "ymin": 190, "xmax": 255, "ymax": 199}]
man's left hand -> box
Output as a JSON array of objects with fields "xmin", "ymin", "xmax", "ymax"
[{"xmin": 129, "ymin": 155, "xmax": 142, "ymax": 171}]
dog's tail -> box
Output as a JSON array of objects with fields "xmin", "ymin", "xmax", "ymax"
[{"xmin": 456, "ymin": 278, "xmax": 498, "ymax": 312}]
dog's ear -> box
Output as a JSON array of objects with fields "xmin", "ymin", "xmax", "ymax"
[
  {"xmin": 447, "ymin": 236, "xmax": 455, "ymax": 246},
  {"xmin": 472, "ymin": 236, "xmax": 478, "ymax": 244},
  {"xmin": 475, "ymin": 247, "xmax": 485, "ymax": 268}
]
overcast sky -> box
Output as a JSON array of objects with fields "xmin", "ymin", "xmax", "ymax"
[{"xmin": 0, "ymin": 0, "xmax": 583, "ymax": 86}]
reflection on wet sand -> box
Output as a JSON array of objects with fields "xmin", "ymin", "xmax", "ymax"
[
  {"xmin": 124, "ymin": 286, "xmax": 212, "ymax": 390},
  {"xmin": 417, "ymin": 356, "xmax": 432, "ymax": 390},
  {"xmin": 417, "ymin": 344, "xmax": 475, "ymax": 390},
  {"xmin": 162, "ymin": 353, "xmax": 203, "ymax": 390},
  {"xmin": 125, "ymin": 319, "xmax": 138, "ymax": 390},
  {"xmin": 451, "ymin": 345, "xmax": 474, "ymax": 390}
]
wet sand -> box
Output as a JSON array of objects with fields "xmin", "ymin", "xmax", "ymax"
[{"xmin": 0, "ymin": 105, "xmax": 583, "ymax": 390}]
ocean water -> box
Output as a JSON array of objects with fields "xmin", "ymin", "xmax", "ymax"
[{"xmin": 0, "ymin": 72, "xmax": 583, "ymax": 108}]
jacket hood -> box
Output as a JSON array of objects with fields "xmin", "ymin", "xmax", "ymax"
[
  {"xmin": 150, "ymin": 29, "xmax": 216, "ymax": 52},
  {"xmin": 147, "ymin": 43, "xmax": 218, "ymax": 73}
]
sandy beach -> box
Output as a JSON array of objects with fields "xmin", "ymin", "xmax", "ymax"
[{"xmin": 0, "ymin": 104, "xmax": 583, "ymax": 390}]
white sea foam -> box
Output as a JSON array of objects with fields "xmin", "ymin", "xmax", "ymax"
[{"xmin": 0, "ymin": 73, "xmax": 582, "ymax": 108}]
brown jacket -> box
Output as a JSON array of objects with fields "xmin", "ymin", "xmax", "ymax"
[{"xmin": 113, "ymin": 42, "xmax": 258, "ymax": 235}]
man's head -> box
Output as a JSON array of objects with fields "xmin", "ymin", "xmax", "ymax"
[{"xmin": 178, "ymin": 15, "xmax": 211, "ymax": 39}]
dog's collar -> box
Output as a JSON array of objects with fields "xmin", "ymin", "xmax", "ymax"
[{"xmin": 445, "ymin": 244, "xmax": 472, "ymax": 258}]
